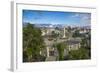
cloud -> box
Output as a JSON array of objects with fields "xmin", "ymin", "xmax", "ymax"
[
  {"xmin": 71, "ymin": 14, "xmax": 80, "ymax": 17},
  {"xmin": 71, "ymin": 13, "xmax": 91, "ymax": 25},
  {"xmin": 80, "ymin": 13, "xmax": 91, "ymax": 25}
]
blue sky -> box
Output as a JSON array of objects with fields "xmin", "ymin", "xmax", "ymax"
[{"xmin": 23, "ymin": 10, "xmax": 91, "ymax": 26}]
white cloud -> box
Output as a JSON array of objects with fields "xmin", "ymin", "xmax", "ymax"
[
  {"xmin": 71, "ymin": 13, "xmax": 91, "ymax": 25},
  {"xmin": 80, "ymin": 13, "xmax": 91, "ymax": 25},
  {"xmin": 71, "ymin": 14, "xmax": 80, "ymax": 17}
]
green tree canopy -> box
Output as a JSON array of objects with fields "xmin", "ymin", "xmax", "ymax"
[
  {"xmin": 68, "ymin": 48, "xmax": 90, "ymax": 60},
  {"xmin": 23, "ymin": 23, "xmax": 45, "ymax": 62},
  {"xmin": 56, "ymin": 43, "xmax": 67, "ymax": 60}
]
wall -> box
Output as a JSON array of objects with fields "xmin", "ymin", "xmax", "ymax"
[{"xmin": 0, "ymin": 0, "xmax": 100, "ymax": 73}]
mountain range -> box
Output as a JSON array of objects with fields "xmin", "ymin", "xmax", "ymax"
[{"xmin": 23, "ymin": 22, "xmax": 91, "ymax": 29}]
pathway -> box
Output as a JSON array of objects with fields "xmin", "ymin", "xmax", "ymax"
[{"xmin": 46, "ymin": 56, "xmax": 57, "ymax": 61}]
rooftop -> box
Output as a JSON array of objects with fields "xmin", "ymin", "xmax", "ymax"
[{"xmin": 66, "ymin": 39, "xmax": 81, "ymax": 45}]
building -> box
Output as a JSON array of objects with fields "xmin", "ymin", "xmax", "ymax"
[{"xmin": 66, "ymin": 39, "xmax": 81, "ymax": 51}]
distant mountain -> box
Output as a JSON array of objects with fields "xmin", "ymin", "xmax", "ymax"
[
  {"xmin": 34, "ymin": 24, "xmax": 52, "ymax": 28},
  {"xmin": 23, "ymin": 22, "xmax": 91, "ymax": 29},
  {"xmin": 34, "ymin": 23, "xmax": 63, "ymax": 28},
  {"xmin": 23, "ymin": 22, "xmax": 64, "ymax": 28}
]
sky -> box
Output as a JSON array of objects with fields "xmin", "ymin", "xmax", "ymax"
[{"xmin": 23, "ymin": 10, "xmax": 91, "ymax": 26}]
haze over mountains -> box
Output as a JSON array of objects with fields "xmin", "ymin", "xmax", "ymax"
[{"xmin": 23, "ymin": 22, "xmax": 91, "ymax": 29}]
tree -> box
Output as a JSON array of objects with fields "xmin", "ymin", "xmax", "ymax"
[
  {"xmin": 68, "ymin": 48, "xmax": 90, "ymax": 60},
  {"xmin": 56, "ymin": 43, "xmax": 67, "ymax": 60},
  {"xmin": 23, "ymin": 23, "xmax": 46, "ymax": 62},
  {"xmin": 51, "ymin": 31, "xmax": 59, "ymax": 38},
  {"xmin": 67, "ymin": 26, "xmax": 71, "ymax": 33},
  {"xmin": 68, "ymin": 32, "xmax": 91, "ymax": 60},
  {"xmin": 80, "ymin": 32, "xmax": 91, "ymax": 58}
]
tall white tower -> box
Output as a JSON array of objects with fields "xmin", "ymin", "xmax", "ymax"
[{"xmin": 63, "ymin": 27, "xmax": 66, "ymax": 38}]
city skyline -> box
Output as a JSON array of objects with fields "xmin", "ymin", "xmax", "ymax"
[{"xmin": 23, "ymin": 10, "xmax": 91, "ymax": 26}]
